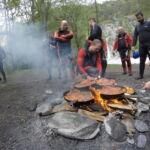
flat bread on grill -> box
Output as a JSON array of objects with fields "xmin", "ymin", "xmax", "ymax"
[
  {"xmin": 75, "ymin": 79, "xmax": 95, "ymax": 88},
  {"xmin": 96, "ymin": 78, "xmax": 117, "ymax": 86},
  {"xmin": 64, "ymin": 89, "xmax": 94, "ymax": 102},
  {"xmin": 97, "ymin": 86, "xmax": 126, "ymax": 96}
]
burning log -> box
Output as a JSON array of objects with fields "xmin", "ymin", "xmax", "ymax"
[
  {"xmin": 89, "ymin": 87, "xmax": 137, "ymax": 113},
  {"xmin": 107, "ymin": 103, "xmax": 136, "ymax": 111},
  {"xmin": 90, "ymin": 87, "xmax": 113, "ymax": 112},
  {"xmin": 124, "ymin": 87, "xmax": 135, "ymax": 95}
]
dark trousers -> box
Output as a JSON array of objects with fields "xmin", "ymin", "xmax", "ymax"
[
  {"xmin": 0, "ymin": 61, "xmax": 6, "ymax": 81},
  {"xmin": 139, "ymin": 45, "xmax": 150, "ymax": 77},
  {"xmin": 119, "ymin": 50, "xmax": 132, "ymax": 74},
  {"xmin": 101, "ymin": 59, "xmax": 107, "ymax": 77}
]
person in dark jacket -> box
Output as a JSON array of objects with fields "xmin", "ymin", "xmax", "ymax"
[
  {"xmin": 0, "ymin": 46, "xmax": 7, "ymax": 83},
  {"xmin": 77, "ymin": 39, "xmax": 103, "ymax": 78},
  {"xmin": 113, "ymin": 27, "xmax": 133, "ymax": 76},
  {"xmin": 88, "ymin": 17, "xmax": 102, "ymax": 41},
  {"xmin": 85, "ymin": 18, "xmax": 107, "ymax": 77},
  {"xmin": 54, "ymin": 20, "xmax": 74, "ymax": 79},
  {"xmin": 133, "ymin": 11, "xmax": 150, "ymax": 79}
]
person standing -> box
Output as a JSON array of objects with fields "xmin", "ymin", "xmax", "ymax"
[
  {"xmin": 0, "ymin": 46, "xmax": 7, "ymax": 83},
  {"xmin": 133, "ymin": 11, "xmax": 150, "ymax": 79},
  {"xmin": 113, "ymin": 27, "xmax": 133, "ymax": 76},
  {"xmin": 86, "ymin": 18, "xmax": 107, "ymax": 77},
  {"xmin": 54, "ymin": 20, "xmax": 74, "ymax": 79},
  {"xmin": 88, "ymin": 17, "xmax": 102, "ymax": 41}
]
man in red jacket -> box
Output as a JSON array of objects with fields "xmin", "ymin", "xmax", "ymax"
[
  {"xmin": 77, "ymin": 39, "xmax": 102, "ymax": 79},
  {"xmin": 113, "ymin": 27, "xmax": 133, "ymax": 76},
  {"xmin": 54, "ymin": 20, "xmax": 74, "ymax": 78}
]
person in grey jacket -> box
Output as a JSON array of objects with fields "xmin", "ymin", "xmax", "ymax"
[{"xmin": 133, "ymin": 11, "xmax": 150, "ymax": 79}]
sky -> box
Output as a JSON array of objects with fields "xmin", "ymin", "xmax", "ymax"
[{"xmin": 95, "ymin": 0, "xmax": 111, "ymax": 3}]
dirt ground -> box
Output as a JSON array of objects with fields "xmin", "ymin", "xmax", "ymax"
[{"xmin": 0, "ymin": 64, "xmax": 150, "ymax": 150}]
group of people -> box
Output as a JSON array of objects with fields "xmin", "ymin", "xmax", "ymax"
[
  {"xmin": 0, "ymin": 11, "xmax": 150, "ymax": 83},
  {"xmin": 48, "ymin": 11, "xmax": 150, "ymax": 80}
]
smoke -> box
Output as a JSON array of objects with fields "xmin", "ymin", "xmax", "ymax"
[
  {"xmin": 4, "ymin": 23, "xmax": 74, "ymax": 79},
  {"xmin": 6, "ymin": 23, "xmax": 48, "ymax": 69}
]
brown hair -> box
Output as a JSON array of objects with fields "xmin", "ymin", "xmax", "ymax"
[
  {"xmin": 88, "ymin": 17, "xmax": 96, "ymax": 22},
  {"xmin": 135, "ymin": 11, "xmax": 144, "ymax": 17}
]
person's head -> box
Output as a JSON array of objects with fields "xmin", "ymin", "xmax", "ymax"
[
  {"xmin": 60, "ymin": 20, "xmax": 69, "ymax": 31},
  {"xmin": 135, "ymin": 11, "xmax": 144, "ymax": 23},
  {"xmin": 88, "ymin": 17, "xmax": 96, "ymax": 28},
  {"xmin": 117, "ymin": 26, "xmax": 125, "ymax": 34},
  {"xmin": 88, "ymin": 39, "xmax": 102, "ymax": 53}
]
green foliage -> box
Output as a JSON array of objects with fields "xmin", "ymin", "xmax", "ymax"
[
  {"xmin": 3, "ymin": 0, "xmax": 150, "ymax": 48},
  {"xmin": 6, "ymin": 0, "xmax": 21, "ymax": 8}
]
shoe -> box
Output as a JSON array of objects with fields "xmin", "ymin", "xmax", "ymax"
[
  {"xmin": 128, "ymin": 73, "xmax": 132, "ymax": 76},
  {"xmin": 122, "ymin": 72, "xmax": 127, "ymax": 75},
  {"xmin": 136, "ymin": 76, "xmax": 143, "ymax": 80}
]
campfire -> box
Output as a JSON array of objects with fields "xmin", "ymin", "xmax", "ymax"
[
  {"xmin": 90, "ymin": 86, "xmax": 136, "ymax": 113},
  {"xmin": 64, "ymin": 78, "xmax": 137, "ymax": 117},
  {"xmin": 36, "ymin": 77, "xmax": 149, "ymax": 144}
]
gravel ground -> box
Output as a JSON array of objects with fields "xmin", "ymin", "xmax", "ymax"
[{"xmin": 0, "ymin": 64, "xmax": 149, "ymax": 150}]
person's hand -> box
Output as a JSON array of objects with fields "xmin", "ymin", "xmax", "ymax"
[
  {"xmin": 87, "ymin": 75, "xmax": 94, "ymax": 80},
  {"xmin": 132, "ymin": 46, "xmax": 136, "ymax": 51},
  {"xmin": 127, "ymin": 50, "xmax": 131, "ymax": 57}
]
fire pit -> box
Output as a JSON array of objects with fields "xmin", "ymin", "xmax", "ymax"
[{"xmin": 64, "ymin": 78, "xmax": 137, "ymax": 114}]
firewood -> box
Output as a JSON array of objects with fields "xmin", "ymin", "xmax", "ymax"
[
  {"xmin": 78, "ymin": 109, "xmax": 105, "ymax": 122},
  {"xmin": 107, "ymin": 103, "xmax": 136, "ymax": 111},
  {"xmin": 52, "ymin": 103, "xmax": 77, "ymax": 113}
]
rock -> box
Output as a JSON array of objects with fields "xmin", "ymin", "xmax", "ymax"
[
  {"xmin": 27, "ymin": 102, "xmax": 37, "ymax": 112},
  {"xmin": 137, "ymin": 102, "xmax": 149, "ymax": 112},
  {"xmin": 137, "ymin": 134, "xmax": 147, "ymax": 148},
  {"xmin": 47, "ymin": 111, "xmax": 100, "ymax": 140},
  {"xmin": 121, "ymin": 116, "xmax": 135, "ymax": 136},
  {"xmin": 127, "ymin": 137, "xmax": 134, "ymax": 144},
  {"xmin": 138, "ymin": 89, "xmax": 146, "ymax": 94},
  {"xmin": 45, "ymin": 89, "xmax": 53, "ymax": 95},
  {"xmin": 104, "ymin": 113, "xmax": 127, "ymax": 142},
  {"xmin": 136, "ymin": 102, "xmax": 149, "ymax": 116},
  {"xmin": 140, "ymin": 97, "xmax": 150, "ymax": 104},
  {"xmin": 143, "ymin": 81, "xmax": 150, "ymax": 89},
  {"xmin": 36, "ymin": 102, "xmax": 53, "ymax": 116},
  {"xmin": 134, "ymin": 120, "xmax": 149, "ymax": 132}
]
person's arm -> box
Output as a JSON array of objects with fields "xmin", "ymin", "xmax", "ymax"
[
  {"xmin": 133, "ymin": 26, "xmax": 138, "ymax": 46},
  {"xmin": 88, "ymin": 25, "xmax": 102, "ymax": 40},
  {"xmin": 54, "ymin": 31, "xmax": 68, "ymax": 42},
  {"xmin": 62, "ymin": 31, "xmax": 74, "ymax": 40},
  {"xmin": 77, "ymin": 49, "xmax": 87, "ymax": 75},
  {"xmin": 113, "ymin": 39, "xmax": 118, "ymax": 51},
  {"xmin": 127, "ymin": 33, "xmax": 133, "ymax": 50},
  {"xmin": 96, "ymin": 53, "xmax": 102, "ymax": 73},
  {"xmin": 102, "ymin": 40, "xmax": 108, "ymax": 57}
]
